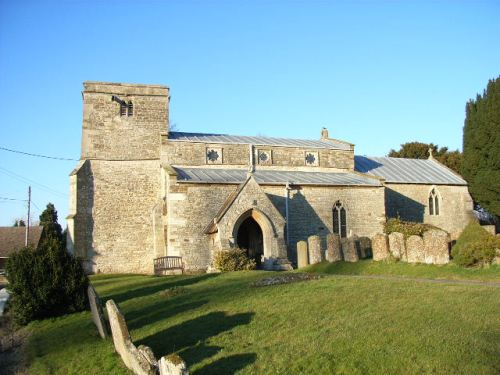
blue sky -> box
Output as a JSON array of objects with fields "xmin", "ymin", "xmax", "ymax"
[{"xmin": 0, "ymin": 0, "xmax": 499, "ymax": 226}]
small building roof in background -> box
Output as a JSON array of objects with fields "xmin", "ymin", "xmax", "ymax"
[
  {"xmin": 0, "ymin": 226, "xmax": 43, "ymax": 257},
  {"xmin": 354, "ymin": 156, "xmax": 467, "ymax": 185},
  {"xmin": 174, "ymin": 167, "xmax": 382, "ymax": 186},
  {"xmin": 168, "ymin": 131, "xmax": 352, "ymax": 150}
]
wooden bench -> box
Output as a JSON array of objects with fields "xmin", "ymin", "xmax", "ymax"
[{"xmin": 153, "ymin": 256, "xmax": 184, "ymax": 275}]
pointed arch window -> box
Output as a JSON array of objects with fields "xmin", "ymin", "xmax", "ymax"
[
  {"xmin": 428, "ymin": 188, "xmax": 440, "ymax": 215},
  {"xmin": 333, "ymin": 200, "xmax": 347, "ymax": 238},
  {"xmin": 127, "ymin": 101, "xmax": 133, "ymax": 116},
  {"xmin": 120, "ymin": 102, "xmax": 127, "ymax": 116}
]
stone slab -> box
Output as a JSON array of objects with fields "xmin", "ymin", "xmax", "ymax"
[
  {"xmin": 388, "ymin": 232, "xmax": 406, "ymax": 260},
  {"xmin": 342, "ymin": 236, "xmax": 359, "ymax": 262},
  {"xmin": 424, "ymin": 229, "xmax": 450, "ymax": 265},
  {"xmin": 325, "ymin": 234, "xmax": 342, "ymax": 262},
  {"xmin": 159, "ymin": 355, "xmax": 189, "ymax": 375},
  {"xmin": 88, "ymin": 285, "xmax": 108, "ymax": 339},
  {"xmin": 297, "ymin": 241, "xmax": 308, "ymax": 268},
  {"xmin": 357, "ymin": 236, "xmax": 372, "ymax": 259},
  {"xmin": 0, "ymin": 288, "xmax": 10, "ymax": 317},
  {"xmin": 406, "ymin": 235, "xmax": 425, "ymax": 263},
  {"xmin": 372, "ymin": 234, "xmax": 389, "ymax": 261},
  {"xmin": 308, "ymin": 235, "xmax": 322, "ymax": 264}
]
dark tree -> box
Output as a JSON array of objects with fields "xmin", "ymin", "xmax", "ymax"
[
  {"xmin": 38, "ymin": 203, "xmax": 63, "ymax": 250},
  {"xmin": 13, "ymin": 219, "xmax": 26, "ymax": 227},
  {"xmin": 388, "ymin": 142, "xmax": 463, "ymax": 174},
  {"xmin": 462, "ymin": 77, "xmax": 500, "ymax": 217}
]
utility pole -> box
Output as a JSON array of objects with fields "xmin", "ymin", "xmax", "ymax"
[{"xmin": 25, "ymin": 186, "xmax": 31, "ymax": 246}]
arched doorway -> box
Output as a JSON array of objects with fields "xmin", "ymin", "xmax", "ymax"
[{"xmin": 237, "ymin": 216, "xmax": 264, "ymax": 267}]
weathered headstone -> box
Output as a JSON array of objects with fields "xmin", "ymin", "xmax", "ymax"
[
  {"xmin": 159, "ymin": 354, "xmax": 189, "ymax": 375},
  {"xmin": 106, "ymin": 299, "xmax": 158, "ymax": 375},
  {"xmin": 308, "ymin": 235, "xmax": 322, "ymax": 264},
  {"xmin": 372, "ymin": 234, "xmax": 389, "ymax": 261},
  {"xmin": 297, "ymin": 241, "xmax": 309, "ymax": 268},
  {"xmin": 342, "ymin": 236, "xmax": 359, "ymax": 262},
  {"xmin": 357, "ymin": 236, "xmax": 372, "ymax": 259},
  {"xmin": 325, "ymin": 234, "xmax": 342, "ymax": 262},
  {"xmin": 87, "ymin": 285, "xmax": 108, "ymax": 339},
  {"xmin": 388, "ymin": 232, "xmax": 406, "ymax": 260},
  {"xmin": 406, "ymin": 235, "xmax": 425, "ymax": 263},
  {"xmin": 423, "ymin": 229, "xmax": 450, "ymax": 264}
]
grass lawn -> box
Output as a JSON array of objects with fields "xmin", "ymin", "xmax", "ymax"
[
  {"xmin": 303, "ymin": 259, "xmax": 500, "ymax": 282},
  {"xmin": 21, "ymin": 268, "xmax": 500, "ymax": 374}
]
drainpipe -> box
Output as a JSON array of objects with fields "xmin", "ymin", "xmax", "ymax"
[
  {"xmin": 285, "ymin": 182, "xmax": 291, "ymax": 246},
  {"xmin": 249, "ymin": 144, "xmax": 255, "ymax": 172}
]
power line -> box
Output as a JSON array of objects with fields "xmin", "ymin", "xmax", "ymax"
[
  {"xmin": 0, "ymin": 146, "xmax": 77, "ymax": 161},
  {"xmin": 0, "ymin": 166, "xmax": 68, "ymax": 198},
  {"xmin": 0, "ymin": 196, "xmax": 27, "ymax": 201}
]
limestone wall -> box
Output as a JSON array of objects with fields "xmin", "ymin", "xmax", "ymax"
[
  {"xmin": 81, "ymin": 82, "xmax": 169, "ymax": 161},
  {"xmin": 385, "ymin": 183, "xmax": 474, "ymax": 239},
  {"xmin": 73, "ymin": 159, "xmax": 161, "ymax": 274}
]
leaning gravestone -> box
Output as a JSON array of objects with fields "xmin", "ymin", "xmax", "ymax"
[
  {"xmin": 297, "ymin": 241, "xmax": 309, "ymax": 268},
  {"xmin": 388, "ymin": 232, "xmax": 406, "ymax": 261},
  {"xmin": 406, "ymin": 235, "xmax": 425, "ymax": 263},
  {"xmin": 326, "ymin": 234, "xmax": 342, "ymax": 262},
  {"xmin": 371, "ymin": 234, "xmax": 389, "ymax": 261},
  {"xmin": 87, "ymin": 285, "xmax": 108, "ymax": 339},
  {"xmin": 106, "ymin": 300, "xmax": 159, "ymax": 375},
  {"xmin": 342, "ymin": 236, "xmax": 359, "ymax": 262},
  {"xmin": 423, "ymin": 229, "xmax": 450, "ymax": 265},
  {"xmin": 159, "ymin": 354, "xmax": 189, "ymax": 375},
  {"xmin": 308, "ymin": 235, "xmax": 322, "ymax": 264},
  {"xmin": 357, "ymin": 237, "xmax": 372, "ymax": 259}
]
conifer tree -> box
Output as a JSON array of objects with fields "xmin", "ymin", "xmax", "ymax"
[{"xmin": 462, "ymin": 77, "xmax": 500, "ymax": 217}]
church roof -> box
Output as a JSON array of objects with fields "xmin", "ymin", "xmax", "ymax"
[
  {"xmin": 173, "ymin": 167, "xmax": 382, "ymax": 186},
  {"xmin": 354, "ymin": 156, "xmax": 467, "ymax": 185},
  {"xmin": 168, "ymin": 131, "xmax": 352, "ymax": 150},
  {"xmin": 0, "ymin": 226, "xmax": 43, "ymax": 258}
]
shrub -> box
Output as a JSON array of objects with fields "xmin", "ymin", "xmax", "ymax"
[
  {"xmin": 213, "ymin": 248, "xmax": 256, "ymax": 272},
  {"xmin": 384, "ymin": 218, "xmax": 437, "ymax": 238},
  {"xmin": 6, "ymin": 203, "xmax": 88, "ymax": 325},
  {"xmin": 451, "ymin": 221, "xmax": 500, "ymax": 267}
]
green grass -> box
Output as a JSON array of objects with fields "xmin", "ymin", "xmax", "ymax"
[
  {"xmin": 22, "ymin": 270, "xmax": 500, "ymax": 374},
  {"xmin": 304, "ymin": 259, "xmax": 500, "ymax": 282}
]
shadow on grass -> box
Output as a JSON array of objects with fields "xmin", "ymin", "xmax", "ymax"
[
  {"xmin": 126, "ymin": 299, "xmax": 208, "ymax": 330},
  {"xmin": 137, "ymin": 311, "xmax": 254, "ymax": 359},
  {"xmin": 194, "ymin": 353, "xmax": 257, "ymax": 375},
  {"xmin": 105, "ymin": 273, "xmax": 219, "ymax": 303}
]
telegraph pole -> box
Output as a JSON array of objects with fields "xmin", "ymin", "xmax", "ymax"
[{"xmin": 25, "ymin": 186, "xmax": 31, "ymax": 246}]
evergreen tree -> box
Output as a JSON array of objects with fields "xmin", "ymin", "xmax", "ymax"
[
  {"xmin": 38, "ymin": 203, "xmax": 63, "ymax": 250},
  {"xmin": 462, "ymin": 77, "xmax": 500, "ymax": 217},
  {"xmin": 388, "ymin": 142, "xmax": 463, "ymax": 174}
]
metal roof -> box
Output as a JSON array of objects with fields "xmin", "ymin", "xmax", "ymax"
[
  {"xmin": 354, "ymin": 156, "xmax": 467, "ymax": 185},
  {"xmin": 168, "ymin": 131, "xmax": 352, "ymax": 150},
  {"xmin": 173, "ymin": 167, "xmax": 381, "ymax": 186}
]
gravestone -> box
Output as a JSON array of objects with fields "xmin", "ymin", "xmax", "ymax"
[
  {"xmin": 424, "ymin": 229, "xmax": 450, "ymax": 264},
  {"xmin": 357, "ymin": 237, "xmax": 372, "ymax": 259},
  {"xmin": 297, "ymin": 241, "xmax": 309, "ymax": 268},
  {"xmin": 106, "ymin": 299, "xmax": 158, "ymax": 375},
  {"xmin": 342, "ymin": 236, "xmax": 359, "ymax": 262},
  {"xmin": 388, "ymin": 232, "xmax": 406, "ymax": 260},
  {"xmin": 308, "ymin": 235, "xmax": 322, "ymax": 264},
  {"xmin": 87, "ymin": 285, "xmax": 108, "ymax": 339},
  {"xmin": 159, "ymin": 354, "xmax": 189, "ymax": 375},
  {"xmin": 406, "ymin": 235, "xmax": 425, "ymax": 263},
  {"xmin": 326, "ymin": 234, "xmax": 342, "ymax": 262},
  {"xmin": 372, "ymin": 234, "xmax": 389, "ymax": 261}
]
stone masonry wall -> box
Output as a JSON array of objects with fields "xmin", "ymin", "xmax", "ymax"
[
  {"xmin": 385, "ymin": 183, "xmax": 474, "ymax": 239},
  {"xmin": 81, "ymin": 82, "xmax": 169, "ymax": 161},
  {"xmin": 76, "ymin": 159, "xmax": 161, "ymax": 274},
  {"xmin": 161, "ymin": 140, "xmax": 354, "ymax": 170}
]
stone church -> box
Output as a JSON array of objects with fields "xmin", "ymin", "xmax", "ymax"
[{"xmin": 67, "ymin": 82, "xmax": 473, "ymax": 274}]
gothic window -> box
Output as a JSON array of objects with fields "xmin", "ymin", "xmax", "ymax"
[
  {"xmin": 332, "ymin": 200, "xmax": 347, "ymax": 238},
  {"xmin": 120, "ymin": 102, "xmax": 127, "ymax": 116},
  {"xmin": 127, "ymin": 101, "xmax": 133, "ymax": 116},
  {"xmin": 428, "ymin": 188, "xmax": 440, "ymax": 215}
]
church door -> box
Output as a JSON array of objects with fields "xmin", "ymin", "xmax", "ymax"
[{"xmin": 236, "ymin": 216, "xmax": 264, "ymax": 267}]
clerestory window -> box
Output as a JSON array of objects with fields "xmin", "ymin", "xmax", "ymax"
[
  {"xmin": 333, "ymin": 200, "xmax": 347, "ymax": 238},
  {"xmin": 428, "ymin": 188, "xmax": 440, "ymax": 215}
]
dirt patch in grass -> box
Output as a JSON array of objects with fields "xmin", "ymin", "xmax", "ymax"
[
  {"xmin": 0, "ymin": 312, "xmax": 30, "ymax": 375},
  {"xmin": 158, "ymin": 286, "xmax": 188, "ymax": 297},
  {"xmin": 252, "ymin": 273, "xmax": 322, "ymax": 287}
]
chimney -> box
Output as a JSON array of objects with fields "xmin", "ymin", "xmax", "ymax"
[{"xmin": 321, "ymin": 127, "xmax": 329, "ymax": 139}]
